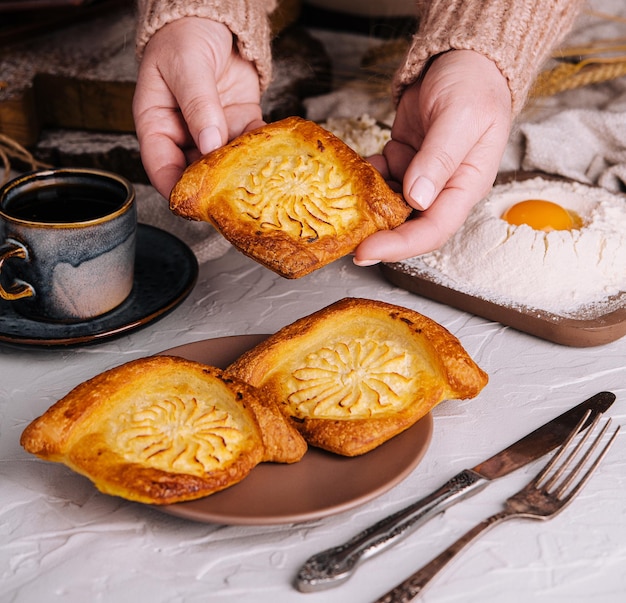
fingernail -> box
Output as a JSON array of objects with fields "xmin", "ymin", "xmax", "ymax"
[
  {"xmin": 408, "ymin": 176, "xmax": 436, "ymax": 210},
  {"xmin": 198, "ymin": 126, "xmax": 223, "ymax": 154},
  {"xmin": 353, "ymin": 258, "xmax": 381, "ymax": 267}
]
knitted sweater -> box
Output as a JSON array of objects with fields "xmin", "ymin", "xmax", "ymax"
[
  {"xmin": 396, "ymin": 0, "xmax": 586, "ymax": 114},
  {"xmin": 135, "ymin": 0, "xmax": 277, "ymax": 90},
  {"xmin": 135, "ymin": 0, "xmax": 585, "ymax": 115}
]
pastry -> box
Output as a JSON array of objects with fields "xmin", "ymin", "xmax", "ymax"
[
  {"xmin": 227, "ymin": 298, "xmax": 488, "ymax": 456},
  {"xmin": 20, "ymin": 355, "xmax": 307, "ymax": 505},
  {"xmin": 169, "ymin": 116, "xmax": 411, "ymax": 278}
]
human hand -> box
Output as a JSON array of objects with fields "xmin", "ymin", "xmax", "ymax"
[
  {"xmin": 133, "ymin": 17, "xmax": 265, "ymax": 198},
  {"xmin": 354, "ymin": 50, "xmax": 513, "ymax": 264}
]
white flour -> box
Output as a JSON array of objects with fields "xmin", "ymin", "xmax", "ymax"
[
  {"xmin": 321, "ymin": 114, "xmax": 391, "ymax": 157},
  {"xmin": 397, "ymin": 177, "xmax": 626, "ymax": 317}
]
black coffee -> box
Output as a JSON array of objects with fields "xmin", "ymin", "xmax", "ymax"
[{"xmin": 4, "ymin": 184, "xmax": 124, "ymax": 223}]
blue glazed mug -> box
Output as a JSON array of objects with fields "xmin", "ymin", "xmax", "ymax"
[{"xmin": 0, "ymin": 168, "xmax": 136, "ymax": 323}]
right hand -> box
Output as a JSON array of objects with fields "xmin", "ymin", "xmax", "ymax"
[
  {"xmin": 355, "ymin": 50, "xmax": 512, "ymax": 263},
  {"xmin": 133, "ymin": 17, "xmax": 265, "ymax": 198}
]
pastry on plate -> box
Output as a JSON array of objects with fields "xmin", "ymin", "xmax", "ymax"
[
  {"xmin": 169, "ymin": 116, "xmax": 411, "ymax": 278},
  {"xmin": 227, "ymin": 298, "xmax": 488, "ymax": 456},
  {"xmin": 20, "ymin": 356, "xmax": 307, "ymax": 505}
]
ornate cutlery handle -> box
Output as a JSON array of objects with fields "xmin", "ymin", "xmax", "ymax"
[{"xmin": 295, "ymin": 469, "xmax": 488, "ymax": 592}]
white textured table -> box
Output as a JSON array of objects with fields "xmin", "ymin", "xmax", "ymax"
[{"xmin": 2, "ymin": 244, "xmax": 625, "ymax": 603}]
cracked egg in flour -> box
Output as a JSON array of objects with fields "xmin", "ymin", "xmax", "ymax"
[{"xmin": 408, "ymin": 177, "xmax": 626, "ymax": 317}]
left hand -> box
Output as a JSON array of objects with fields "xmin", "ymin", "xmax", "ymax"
[
  {"xmin": 354, "ymin": 50, "xmax": 513, "ymax": 264},
  {"xmin": 132, "ymin": 17, "xmax": 265, "ymax": 199}
]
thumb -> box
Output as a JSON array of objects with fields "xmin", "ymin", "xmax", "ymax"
[
  {"xmin": 402, "ymin": 111, "xmax": 477, "ymax": 211},
  {"xmin": 174, "ymin": 73, "xmax": 228, "ymax": 155}
]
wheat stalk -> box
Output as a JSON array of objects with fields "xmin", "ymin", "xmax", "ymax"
[
  {"xmin": 344, "ymin": 9, "xmax": 626, "ymax": 101},
  {"xmin": 530, "ymin": 56, "xmax": 626, "ymax": 97},
  {"xmin": 0, "ymin": 133, "xmax": 51, "ymax": 185}
]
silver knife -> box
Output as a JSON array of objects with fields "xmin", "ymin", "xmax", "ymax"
[{"xmin": 295, "ymin": 391, "xmax": 616, "ymax": 592}]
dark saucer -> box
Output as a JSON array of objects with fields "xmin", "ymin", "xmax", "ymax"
[{"xmin": 0, "ymin": 224, "xmax": 198, "ymax": 346}]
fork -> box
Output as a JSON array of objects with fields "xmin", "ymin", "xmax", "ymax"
[{"xmin": 373, "ymin": 411, "xmax": 620, "ymax": 603}]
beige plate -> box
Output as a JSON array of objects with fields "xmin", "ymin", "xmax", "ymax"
[{"xmin": 156, "ymin": 334, "xmax": 433, "ymax": 525}]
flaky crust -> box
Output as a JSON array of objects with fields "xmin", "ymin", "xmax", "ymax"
[
  {"xmin": 169, "ymin": 117, "xmax": 411, "ymax": 278},
  {"xmin": 20, "ymin": 356, "xmax": 306, "ymax": 505},
  {"xmin": 227, "ymin": 298, "xmax": 488, "ymax": 456}
]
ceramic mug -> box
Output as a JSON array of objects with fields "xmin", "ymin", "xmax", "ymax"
[{"xmin": 0, "ymin": 168, "xmax": 136, "ymax": 323}]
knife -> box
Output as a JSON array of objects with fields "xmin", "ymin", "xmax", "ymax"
[{"xmin": 295, "ymin": 391, "xmax": 615, "ymax": 592}]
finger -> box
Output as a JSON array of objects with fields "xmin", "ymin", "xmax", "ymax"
[
  {"xmin": 361, "ymin": 153, "xmax": 403, "ymax": 194},
  {"xmin": 366, "ymin": 153, "xmax": 390, "ymax": 179},
  {"xmin": 223, "ymin": 104, "xmax": 265, "ymax": 140},
  {"xmin": 354, "ymin": 171, "xmax": 483, "ymax": 263},
  {"xmin": 169, "ymin": 63, "xmax": 229, "ymax": 155},
  {"xmin": 382, "ymin": 138, "xmax": 418, "ymax": 184},
  {"xmin": 133, "ymin": 74, "xmax": 191, "ymax": 198},
  {"xmin": 402, "ymin": 109, "xmax": 478, "ymax": 211}
]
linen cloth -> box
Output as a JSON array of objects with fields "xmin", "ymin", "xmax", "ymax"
[
  {"xmin": 513, "ymin": 82, "xmax": 626, "ymax": 192},
  {"xmin": 505, "ymin": 0, "xmax": 626, "ymax": 192}
]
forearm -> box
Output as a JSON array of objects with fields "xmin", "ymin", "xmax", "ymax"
[
  {"xmin": 395, "ymin": 0, "xmax": 586, "ymax": 114},
  {"xmin": 135, "ymin": 0, "xmax": 277, "ymax": 90}
]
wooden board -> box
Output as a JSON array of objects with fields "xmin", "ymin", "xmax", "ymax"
[
  {"xmin": 0, "ymin": 2, "xmax": 136, "ymax": 145},
  {"xmin": 381, "ymin": 172, "xmax": 626, "ymax": 348},
  {"xmin": 0, "ymin": 0, "xmax": 302, "ymax": 147},
  {"xmin": 381, "ymin": 262, "xmax": 626, "ymax": 347}
]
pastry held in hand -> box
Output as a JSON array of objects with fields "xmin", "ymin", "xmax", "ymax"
[
  {"xmin": 227, "ymin": 298, "xmax": 488, "ymax": 456},
  {"xmin": 20, "ymin": 356, "xmax": 307, "ymax": 505},
  {"xmin": 169, "ymin": 117, "xmax": 411, "ymax": 278}
]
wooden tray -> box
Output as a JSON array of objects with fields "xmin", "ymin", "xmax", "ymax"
[{"xmin": 381, "ymin": 262, "xmax": 626, "ymax": 347}]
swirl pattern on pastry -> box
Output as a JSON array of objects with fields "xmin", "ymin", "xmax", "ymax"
[
  {"xmin": 235, "ymin": 155, "xmax": 357, "ymax": 240},
  {"xmin": 114, "ymin": 395, "xmax": 246, "ymax": 474},
  {"xmin": 287, "ymin": 340, "xmax": 413, "ymax": 418}
]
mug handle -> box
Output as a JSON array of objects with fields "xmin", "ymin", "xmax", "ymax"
[{"xmin": 0, "ymin": 240, "xmax": 35, "ymax": 301}]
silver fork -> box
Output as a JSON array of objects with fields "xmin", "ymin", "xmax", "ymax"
[{"xmin": 373, "ymin": 411, "xmax": 620, "ymax": 603}]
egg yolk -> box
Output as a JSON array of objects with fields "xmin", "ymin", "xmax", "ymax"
[{"xmin": 501, "ymin": 199, "xmax": 580, "ymax": 232}]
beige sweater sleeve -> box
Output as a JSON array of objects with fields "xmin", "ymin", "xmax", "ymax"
[
  {"xmin": 135, "ymin": 0, "xmax": 277, "ymax": 90},
  {"xmin": 394, "ymin": 0, "xmax": 586, "ymax": 115}
]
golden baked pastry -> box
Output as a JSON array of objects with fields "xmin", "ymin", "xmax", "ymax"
[
  {"xmin": 227, "ymin": 298, "xmax": 488, "ymax": 456},
  {"xmin": 169, "ymin": 116, "xmax": 411, "ymax": 278},
  {"xmin": 20, "ymin": 356, "xmax": 307, "ymax": 505}
]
